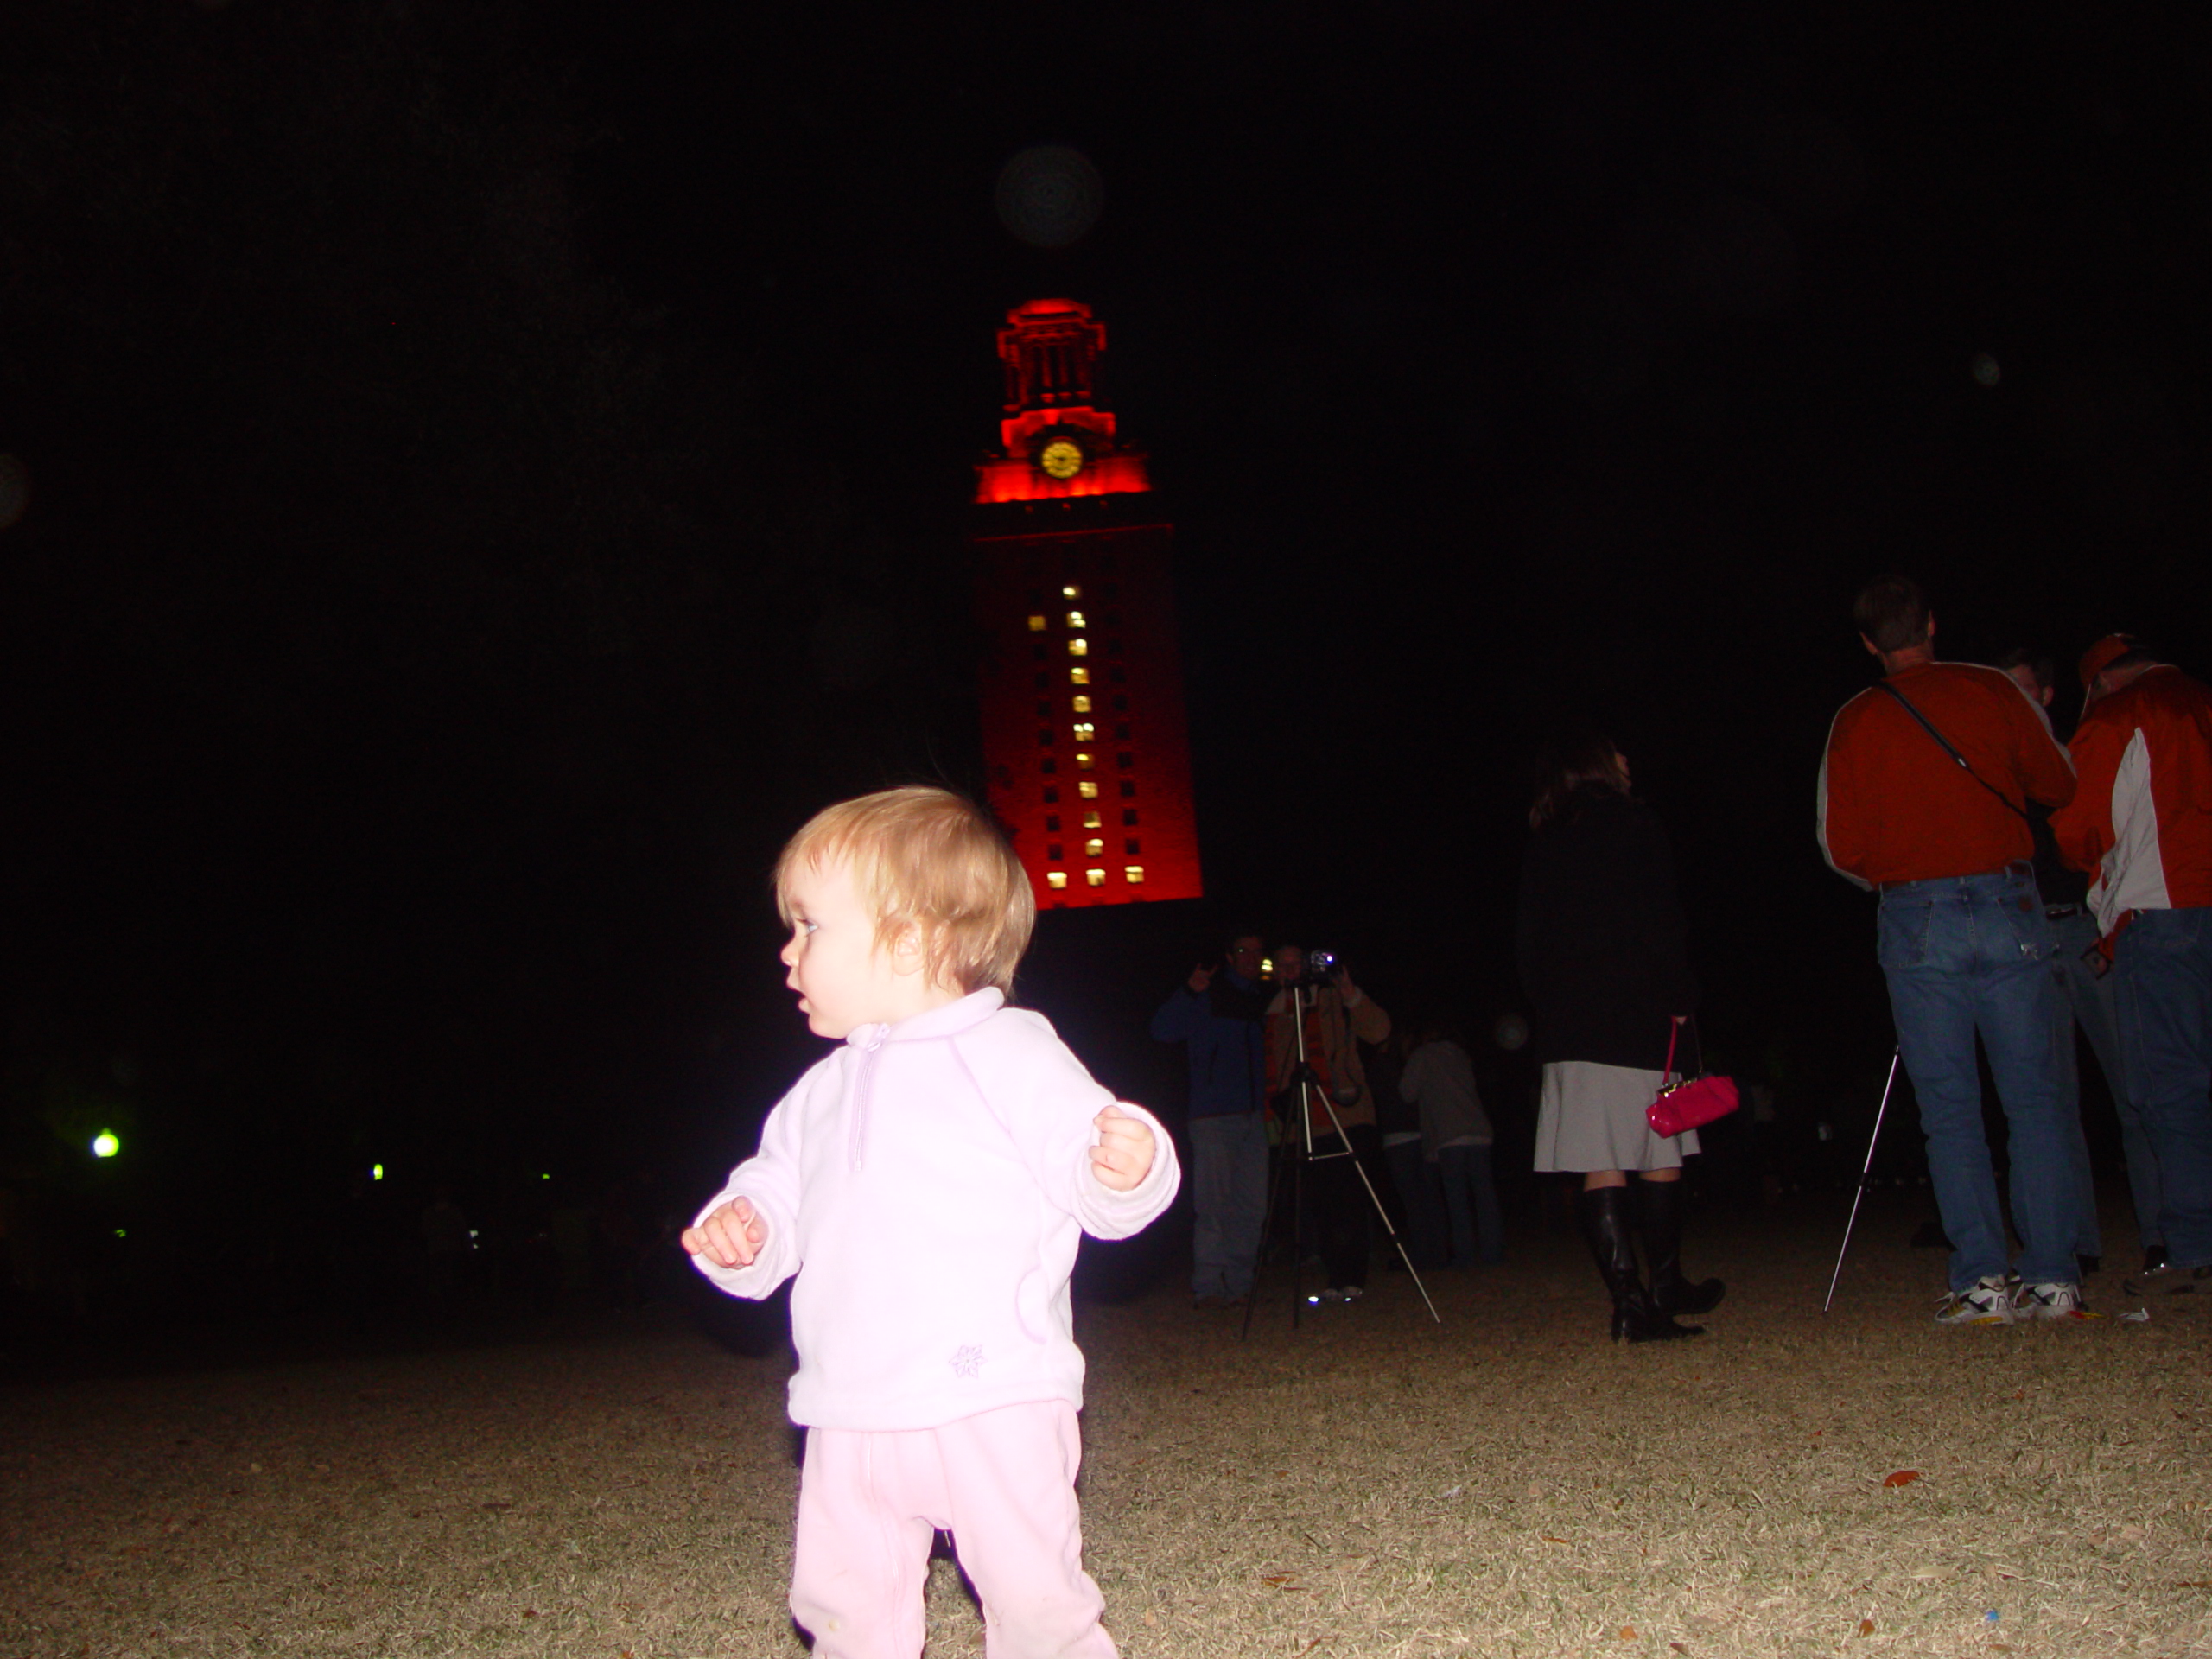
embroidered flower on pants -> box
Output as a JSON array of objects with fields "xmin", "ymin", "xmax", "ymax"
[{"xmin": 949, "ymin": 1344, "xmax": 984, "ymax": 1379}]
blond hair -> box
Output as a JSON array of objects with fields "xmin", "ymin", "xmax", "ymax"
[{"xmin": 773, "ymin": 786, "xmax": 1034, "ymax": 995}]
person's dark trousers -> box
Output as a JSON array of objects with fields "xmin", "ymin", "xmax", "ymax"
[
  {"xmin": 2114, "ymin": 907, "xmax": 2212, "ymax": 1271},
  {"xmin": 1635, "ymin": 1177, "xmax": 1724, "ymax": 1314},
  {"xmin": 1382, "ymin": 1135, "xmax": 1450, "ymax": 1268},
  {"xmin": 1189, "ymin": 1109, "xmax": 1269, "ymax": 1300},
  {"xmin": 2035, "ymin": 911, "xmax": 2158, "ymax": 1256},
  {"xmin": 1306, "ymin": 1127, "xmax": 1376, "ymax": 1289},
  {"xmin": 1440, "ymin": 1143, "xmax": 1505, "ymax": 1266}
]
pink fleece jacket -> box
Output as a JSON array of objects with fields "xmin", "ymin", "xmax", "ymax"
[{"xmin": 691, "ymin": 989, "xmax": 1180, "ymax": 1432}]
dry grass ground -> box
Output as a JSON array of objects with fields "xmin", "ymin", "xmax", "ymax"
[{"xmin": 4, "ymin": 1193, "xmax": 2208, "ymax": 1659}]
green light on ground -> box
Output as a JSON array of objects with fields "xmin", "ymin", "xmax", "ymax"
[{"xmin": 92, "ymin": 1130, "xmax": 120, "ymax": 1159}]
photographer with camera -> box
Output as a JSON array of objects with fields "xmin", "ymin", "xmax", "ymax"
[
  {"xmin": 1151, "ymin": 933, "xmax": 1274, "ymax": 1308},
  {"xmin": 1265, "ymin": 945, "xmax": 1391, "ymax": 1301}
]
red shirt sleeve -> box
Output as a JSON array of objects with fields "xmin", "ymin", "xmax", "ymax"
[
  {"xmin": 2053, "ymin": 708, "xmax": 2123, "ymax": 873},
  {"xmin": 2009, "ymin": 684, "xmax": 2076, "ymax": 811}
]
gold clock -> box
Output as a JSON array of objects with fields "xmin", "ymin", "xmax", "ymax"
[{"xmin": 1038, "ymin": 438, "xmax": 1085, "ymax": 480}]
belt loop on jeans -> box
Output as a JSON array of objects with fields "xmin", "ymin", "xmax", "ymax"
[{"xmin": 1878, "ymin": 859, "xmax": 2037, "ymax": 895}]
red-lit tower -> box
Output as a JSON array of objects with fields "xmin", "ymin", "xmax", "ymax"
[{"xmin": 972, "ymin": 299, "xmax": 1202, "ymax": 908}]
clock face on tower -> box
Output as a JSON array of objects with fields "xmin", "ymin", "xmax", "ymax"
[{"xmin": 1038, "ymin": 438, "xmax": 1085, "ymax": 480}]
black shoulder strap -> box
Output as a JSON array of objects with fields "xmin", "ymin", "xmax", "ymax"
[{"xmin": 1873, "ymin": 680, "xmax": 2032, "ymax": 823}]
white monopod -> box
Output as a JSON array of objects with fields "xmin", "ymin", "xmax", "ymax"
[{"xmin": 1823, "ymin": 1047, "xmax": 1904, "ymax": 1313}]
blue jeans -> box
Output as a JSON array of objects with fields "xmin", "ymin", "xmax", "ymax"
[
  {"xmin": 1382, "ymin": 1136, "xmax": 1450, "ymax": 1268},
  {"xmin": 1438, "ymin": 1144, "xmax": 1504, "ymax": 1266},
  {"xmin": 1189, "ymin": 1110, "xmax": 1269, "ymax": 1298},
  {"xmin": 1878, "ymin": 867, "xmax": 2075, "ymax": 1289},
  {"xmin": 2113, "ymin": 907, "xmax": 2212, "ymax": 1272},
  {"xmin": 2050, "ymin": 907, "xmax": 2163, "ymax": 1248},
  {"xmin": 2043, "ymin": 911, "xmax": 2107, "ymax": 1257}
]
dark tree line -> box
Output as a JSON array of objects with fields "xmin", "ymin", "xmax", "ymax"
[{"xmin": 0, "ymin": 2, "xmax": 974, "ymax": 1291}]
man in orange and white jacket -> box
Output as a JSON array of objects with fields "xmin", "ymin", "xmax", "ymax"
[{"xmin": 2051, "ymin": 636, "xmax": 2212, "ymax": 1294}]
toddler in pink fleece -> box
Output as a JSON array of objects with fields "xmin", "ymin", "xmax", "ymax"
[{"xmin": 684, "ymin": 785, "xmax": 1179, "ymax": 1659}]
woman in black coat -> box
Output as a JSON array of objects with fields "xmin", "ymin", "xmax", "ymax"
[{"xmin": 1516, "ymin": 730, "xmax": 1724, "ymax": 1342}]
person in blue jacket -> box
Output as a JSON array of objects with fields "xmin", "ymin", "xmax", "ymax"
[{"xmin": 1152, "ymin": 933, "xmax": 1272, "ymax": 1306}]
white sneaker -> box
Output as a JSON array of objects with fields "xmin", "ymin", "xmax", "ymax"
[
  {"xmin": 2013, "ymin": 1281, "xmax": 2088, "ymax": 1320},
  {"xmin": 1935, "ymin": 1274, "xmax": 2016, "ymax": 1325}
]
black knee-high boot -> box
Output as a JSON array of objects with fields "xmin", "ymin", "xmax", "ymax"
[
  {"xmin": 1576, "ymin": 1186, "xmax": 1702, "ymax": 1342},
  {"xmin": 1637, "ymin": 1178, "xmax": 1725, "ymax": 1317}
]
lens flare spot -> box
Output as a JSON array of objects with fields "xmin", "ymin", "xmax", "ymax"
[{"xmin": 995, "ymin": 145, "xmax": 1103, "ymax": 249}]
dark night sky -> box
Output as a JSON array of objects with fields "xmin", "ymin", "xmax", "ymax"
[{"xmin": 3, "ymin": 3, "xmax": 2207, "ymax": 1255}]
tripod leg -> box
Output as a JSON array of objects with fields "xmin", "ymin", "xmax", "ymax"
[
  {"xmin": 1824, "ymin": 1048, "xmax": 1902, "ymax": 1313},
  {"xmin": 1345, "ymin": 1139, "xmax": 1442, "ymax": 1324}
]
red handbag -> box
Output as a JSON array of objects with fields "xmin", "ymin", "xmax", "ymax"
[{"xmin": 1647, "ymin": 1020, "xmax": 1739, "ymax": 1139}]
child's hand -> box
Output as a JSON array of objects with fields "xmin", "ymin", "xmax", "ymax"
[
  {"xmin": 682, "ymin": 1198, "xmax": 767, "ymax": 1268},
  {"xmin": 1090, "ymin": 1104, "xmax": 1155, "ymax": 1192}
]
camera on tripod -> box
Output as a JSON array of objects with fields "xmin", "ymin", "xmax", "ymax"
[{"xmin": 1285, "ymin": 948, "xmax": 1340, "ymax": 988}]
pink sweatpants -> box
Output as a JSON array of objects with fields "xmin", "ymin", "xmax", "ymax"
[{"xmin": 790, "ymin": 1399, "xmax": 1118, "ymax": 1659}]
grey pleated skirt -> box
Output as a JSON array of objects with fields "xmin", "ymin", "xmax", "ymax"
[{"xmin": 1533, "ymin": 1060, "xmax": 1700, "ymax": 1173}]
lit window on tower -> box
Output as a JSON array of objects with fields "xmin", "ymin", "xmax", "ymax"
[
  {"xmin": 1072, "ymin": 721, "xmax": 1095, "ymax": 741},
  {"xmin": 1084, "ymin": 838, "xmax": 1104, "ymax": 856},
  {"xmin": 1047, "ymin": 872, "xmax": 1069, "ymax": 890},
  {"xmin": 1125, "ymin": 866, "xmax": 1145, "ymax": 884},
  {"xmin": 1066, "ymin": 611, "xmax": 1086, "ymax": 629},
  {"xmin": 1079, "ymin": 782, "xmax": 1098, "ymax": 799},
  {"xmin": 1068, "ymin": 639, "xmax": 1088, "ymax": 657},
  {"xmin": 1027, "ymin": 615, "xmax": 1047, "ymax": 632},
  {"xmin": 1069, "ymin": 666, "xmax": 1089, "ymax": 685},
  {"xmin": 1083, "ymin": 810, "xmax": 1102, "ymax": 829},
  {"xmin": 1071, "ymin": 695, "xmax": 1091, "ymax": 713},
  {"xmin": 1085, "ymin": 868, "xmax": 1107, "ymax": 887},
  {"xmin": 1062, "ymin": 584, "xmax": 1080, "ymax": 598},
  {"xmin": 1076, "ymin": 752, "xmax": 1094, "ymax": 770}
]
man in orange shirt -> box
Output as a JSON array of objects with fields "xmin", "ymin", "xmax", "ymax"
[
  {"xmin": 1819, "ymin": 576, "xmax": 2081, "ymax": 1324},
  {"xmin": 2051, "ymin": 637, "xmax": 2212, "ymax": 1296}
]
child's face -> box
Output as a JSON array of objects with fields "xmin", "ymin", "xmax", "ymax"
[{"xmin": 779, "ymin": 855, "xmax": 931, "ymax": 1039}]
